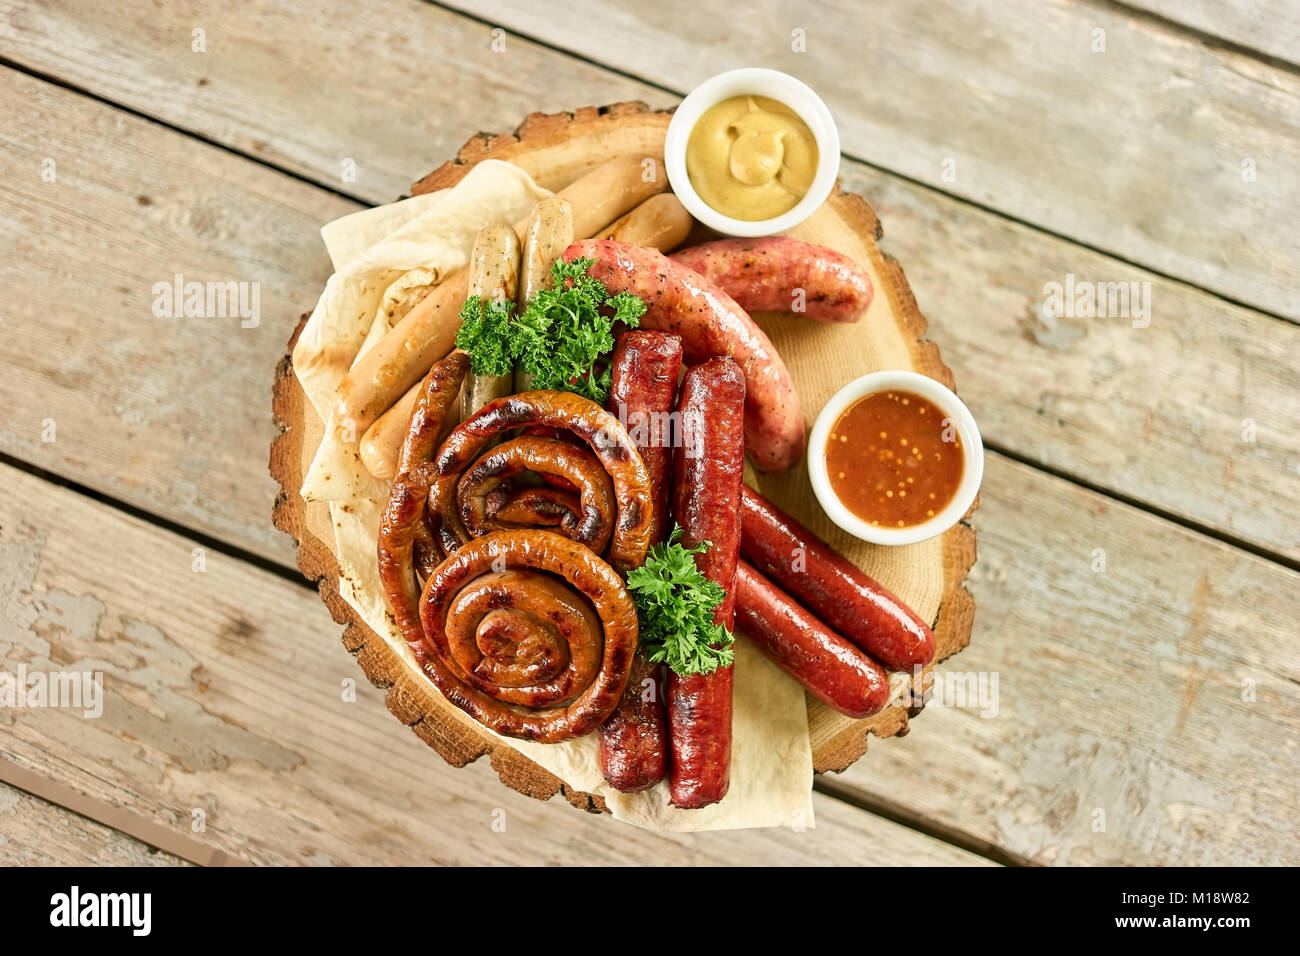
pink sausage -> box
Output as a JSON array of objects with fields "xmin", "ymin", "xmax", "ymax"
[
  {"xmin": 563, "ymin": 239, "xmax": 805, "ymax": 474},
  {"xmin": 671, "ymin": 237, "xmax": 873, "ymax": 323}
]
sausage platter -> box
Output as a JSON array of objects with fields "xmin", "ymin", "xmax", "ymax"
[{"xmin": 271, "ymin": 102, "xmax": 976, "ymax": 825}]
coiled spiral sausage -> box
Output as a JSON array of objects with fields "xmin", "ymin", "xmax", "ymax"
[
  {"xmin": 457, "ymin": 435, "xmax": 615, "ymax": 554},
  {"xmin": 428, "ymin": 390, "xmax": 654, "ymax": 574},
  {"xmin": 378, "ymin": 386, "xmax": 651, "ymax": 743},
  {"xmin": 414, "ymin": 531, "xmax": 639, "ymax": 742}
]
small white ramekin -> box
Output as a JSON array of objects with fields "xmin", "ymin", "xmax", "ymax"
[
  {"xmin": 665, "ymin": 68, "xmax": 840, "ymax": 237},
  {"xmin": 808, "ymin": 371, "xmax": 984, "ymax": 546}
]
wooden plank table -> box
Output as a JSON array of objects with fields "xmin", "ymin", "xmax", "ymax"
[{"xmin": 0, "ymin": 0, "xmax": 1295, "ymax": 866}]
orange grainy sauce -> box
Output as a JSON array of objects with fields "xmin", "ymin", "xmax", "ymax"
[{"xmin": 825, "ymin": 390, "xmax": 964, "ymax": 528}]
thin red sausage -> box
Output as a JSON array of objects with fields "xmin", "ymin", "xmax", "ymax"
[
  {"xmin": 666, "ymin": 357, "xmax": 746, "ymax": 809},
  {"xmin": 605, "ymin": 330, "xmax": 683, "ymax": 543},
  {"xmin": 598, "ymin": 330, "xmax": 682, "ymax": 792},
  {"xmin": 598, "ymin": 651, "xmax": 668, "ymax": 793},
  {"xmin": 739, "ymin": 486, "xmax": 935, "ymax": 671},
  {"xmin": 734, "ymin": 561, "xmax": 891, "ymax": 718}
]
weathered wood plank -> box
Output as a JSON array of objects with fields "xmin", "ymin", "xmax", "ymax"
[
  {"xmin": 0, "ymin": 69, "xmax": 353, "ymax": 565},
  {"xmin": 0, "ymin": 0, "xmax": 676, "ymax": 204},
  {"xmin": 0, "ymin": 780, "xmax": 187, "ymax": 866},
  {"xmin": 2, "ymin": 53, "xmax": 1296, "ymax": 564},
  {"xmin": 1121, "ymin": 0, "xmax": 1300, "ymax": 69},
  {"xmin": 829, "ymin": 454, "xmax": 1300, "ymax": 866},
  {"xmin": 0, "ymin": 462, "xmax": 989, "ymax": 866},
  {"xmin": 440, "ymin": 0, "xmax": 1300, "ymax": 320}
]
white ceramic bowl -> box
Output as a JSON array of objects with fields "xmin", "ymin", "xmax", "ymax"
[
  {"xmin": 665, "ymin": 68, "xmax": 840, "ymax": 237},
  {"xmin": 808, "ymin": 371, "xmax": 984, "ymax": 546}
]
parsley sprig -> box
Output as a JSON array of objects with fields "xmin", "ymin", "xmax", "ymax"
[
  {"xmin": 454, "ymin": 257, "xmax": 645, "ymax": 404},
  {"xmin": 626, "ymin": 526, "xmax": 736, "ymax": 677},
  {"xmin": 453, "ymin": 296, "xmax": 517, "ymax": 377}
]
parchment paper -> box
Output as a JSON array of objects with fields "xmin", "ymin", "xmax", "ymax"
[{"xmin": 293, "ymin": 159, "xmax": 814, "ymax": 831}]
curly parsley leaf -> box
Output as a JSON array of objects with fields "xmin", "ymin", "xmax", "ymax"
[
  {"xmin": 454, "ymin": 295, "xmax": 518, "ymax": 377},
  {"xmin": 454, "ymin": 257, "xmax": 644, "ymax": 405},
  {"xmin": 626, "ymin": 526, "xmax": 735, "ymax": 677}
]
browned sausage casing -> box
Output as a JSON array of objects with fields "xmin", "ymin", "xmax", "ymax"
[
  {"xmin": 397, "ymin": 351, "xmax": 470, "ymax": 475},
  {"xmin": 598, "ymin": 651, "xmax": 668, "ymax": 793},
  {"xmin": 415, "ymin": 531, "xmax": 639, "ymax": 742},
  {"xmin": 375, "ymin": 351, "xmax": 469, "ymax": 581},
  {"xmin": 670, "ymin": 237, "xmax": 874, "ymax": 324},
  {"xmin": 598, "ymin": 330, "xmax": 683, "ymax": 792},
  {"xmin": 378, "ymin": 380, "xmax": 646, "ymax": 743},
  {"xmin": 605, "ymin": 330, "xmax": 683, "ymax": 544},
  {"xmin": 563, "ymin": 239, "xmax": 804, "ymax": 474},
  {"xmin": 457, "ymin": 435, "xmax": 616, "ymax": 554},
  {"xmin": 739, "ymin": 486, "xmax": 935, "ymax": 671},
  {"xmin": 734, "ymin": 560, "xmax": 891, "ymax": 718},
  {"xmin": 667, "ymin": 357, "xmax": 746, "ymax": 809},
  {"xmin": 429, "ymin": 390, "xmax": 654, "ymax": 575}
]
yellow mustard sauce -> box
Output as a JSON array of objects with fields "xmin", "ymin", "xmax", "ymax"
[{"xmin": 685, "ymin": 95, "xmax": 818, "ymax": 221}]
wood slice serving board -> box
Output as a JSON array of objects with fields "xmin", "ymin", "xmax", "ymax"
[{"xmin": 271, "ymin": 102, "xmax": 976, "ymax": 815}]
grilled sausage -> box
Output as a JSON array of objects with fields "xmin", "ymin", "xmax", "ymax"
[
  {"xmin": 597, "ymin": 330, "xmax": 683, "ymax": 792},
  {"xmin": 734, "ymin": 560, "xmax": 891, "ymax": 718},
  {"xmin": 375, "ymin": 350, "xmax": 470, "ymax": 618},
  {"xmin": 457, "ymin": 435, "xmax": 616, "ymax": 555},
  {"xmin": 406, "ymin": 530, "xmax": 639, "ymax": 743},
  {"xmin": 429, "ymin": 390, "xmax": 654, "ymax": 575},
  {"xmin": 605, "ymin": 330, "xmax": 683, "ymax": 543},
  {"xmin": 514, "ymin": 197, "xmax": 576, "ymax": 392},
  {"xmin": 598, "ymin": 649, "xmax": 669, "ymax": 793},
  {"xmin": 739, "ymin": 485, "xmax": 935, "ymax": 670},
  {"xmin": 670, "ymin": 237, "xmax": 873, "ymax": 323},
  {"xmin": 666, "ymin": 357, "xmax": 746, "ymax": 809},
  {"xmin": 564, "ymin": 239, "xmax": 804, "ymax": 473},
  {"xmin": 359, "ymin": 380, "xmax": 422, "ymax": 480},
  {"xmin": 459, "ymin": 224, "xmax": 522, "ymax": 421},
  {"xmin": 602, "ymin": 193, "xmax": 693, "ymax": 253}
]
